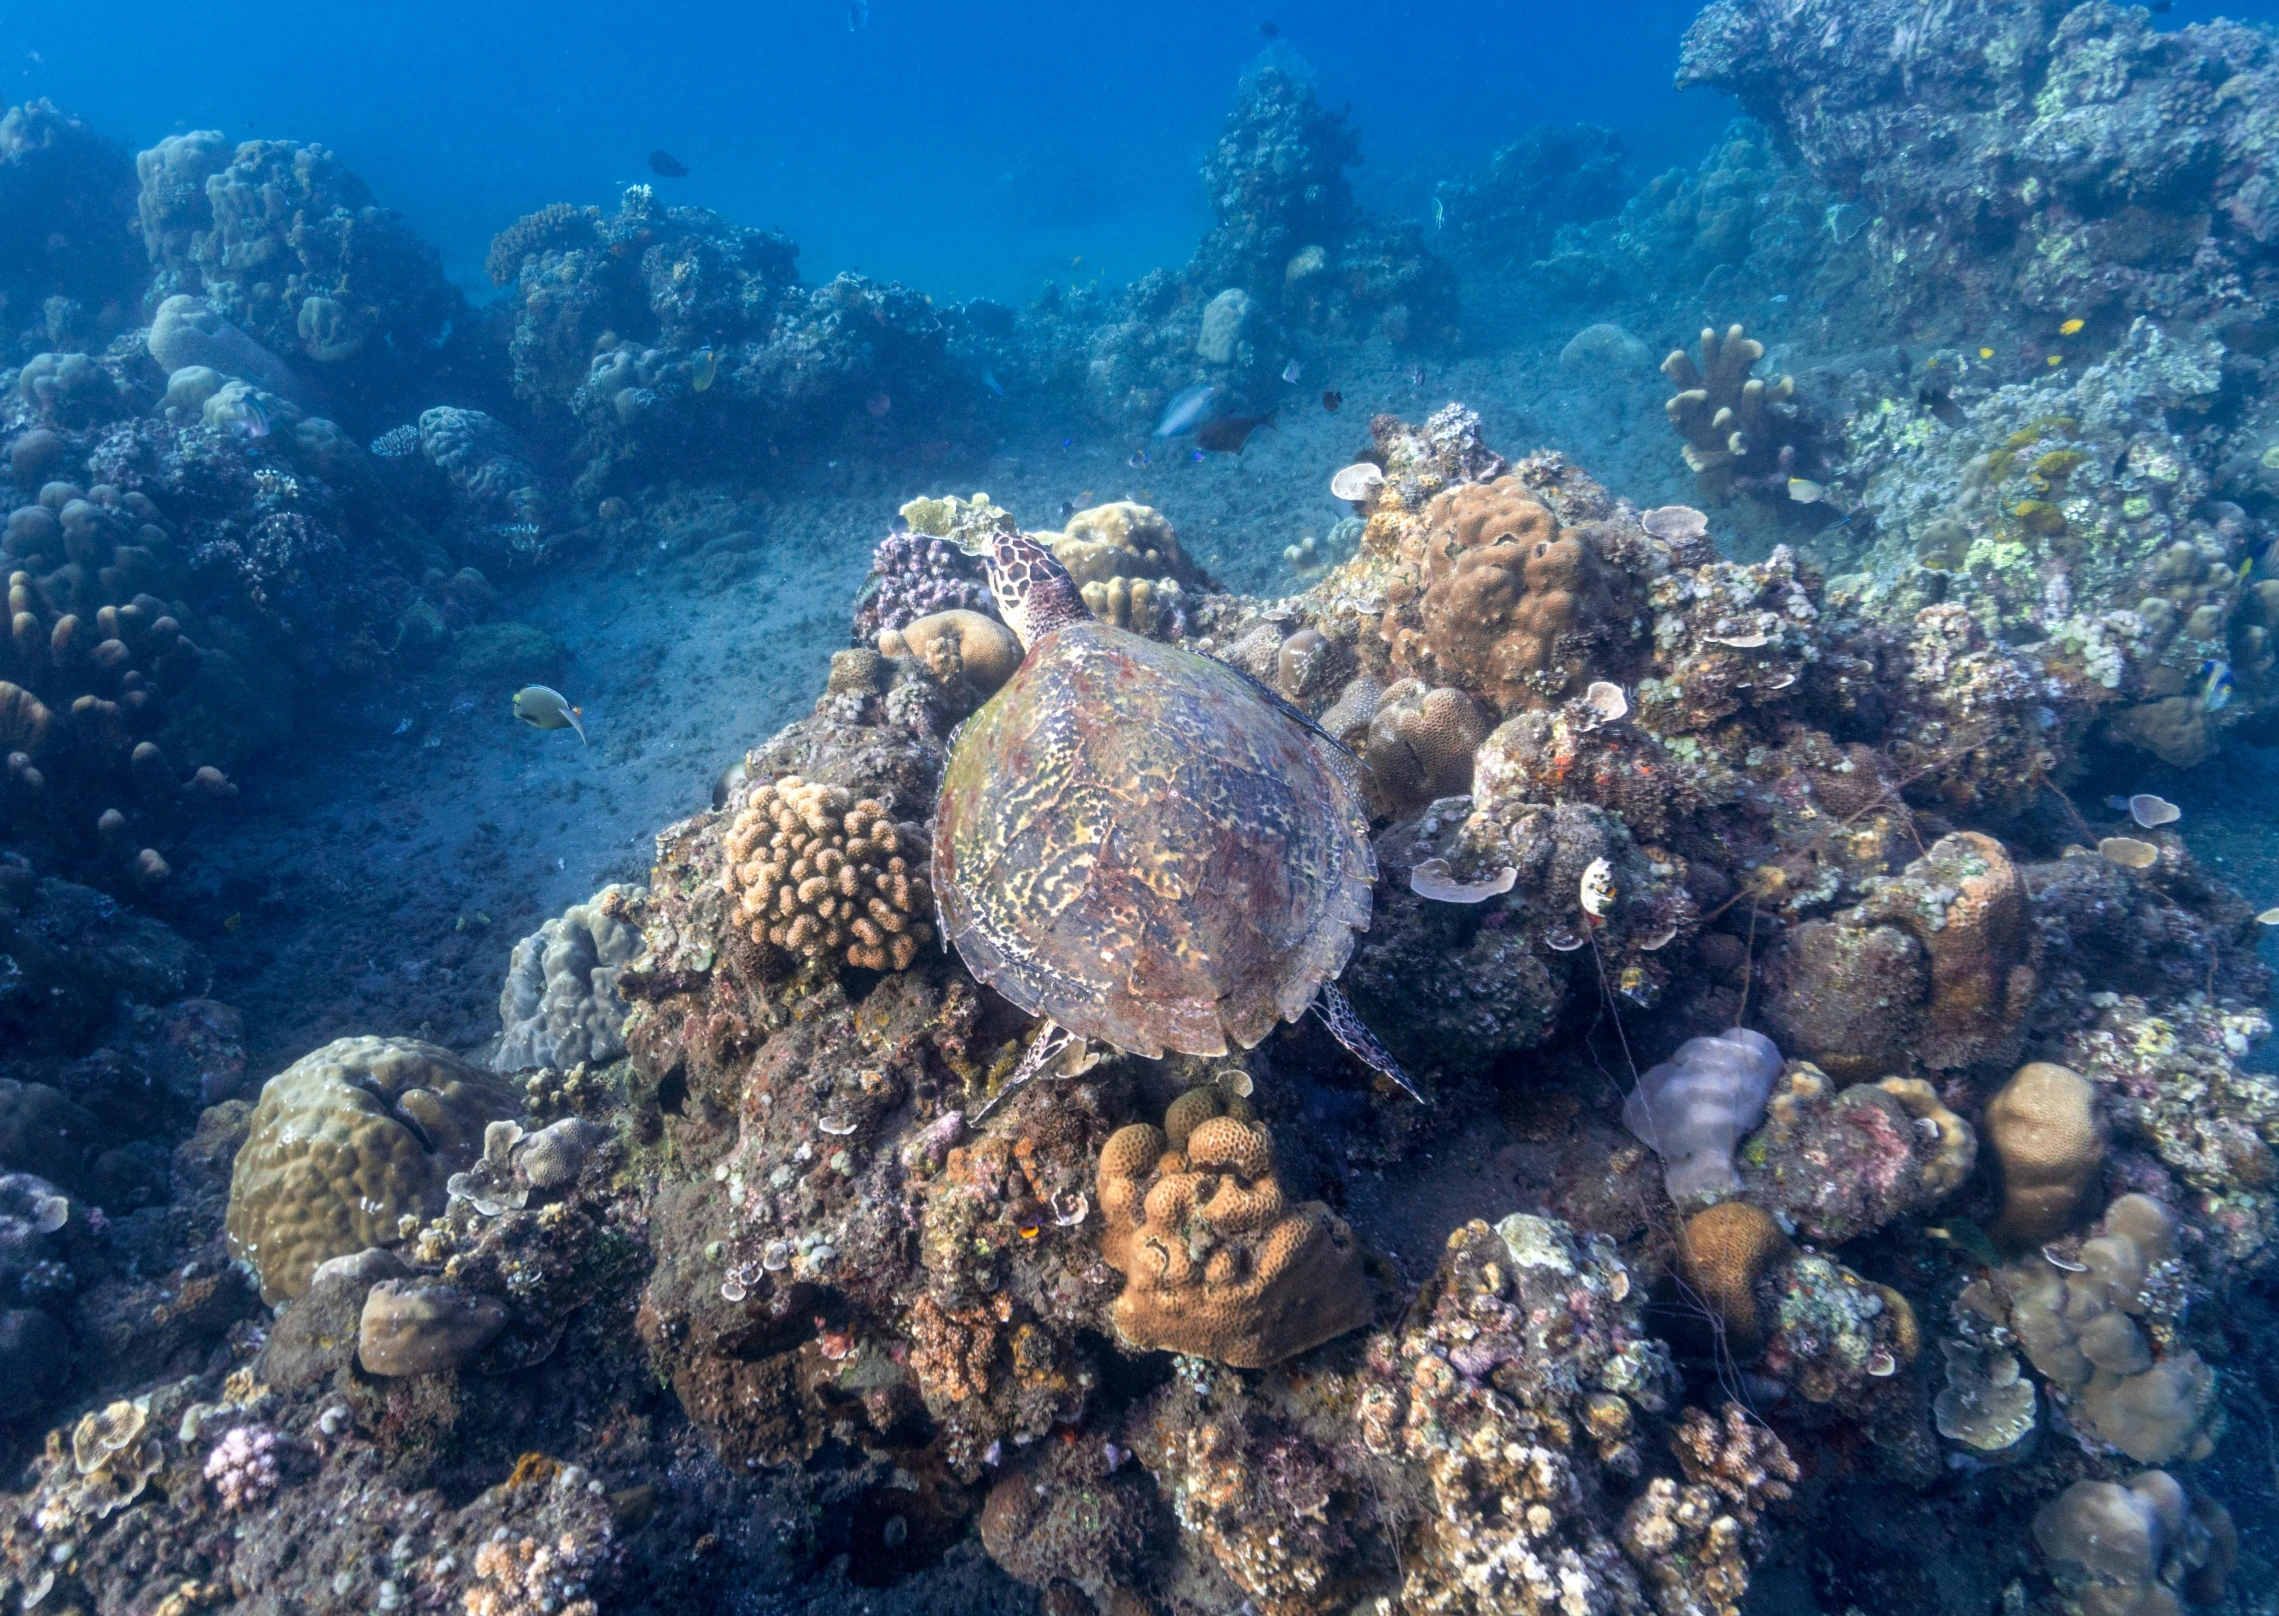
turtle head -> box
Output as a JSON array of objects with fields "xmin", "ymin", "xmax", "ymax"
[{"xmin": 983, "ymin": 531, "xmax": 1089, "ymax": 652}]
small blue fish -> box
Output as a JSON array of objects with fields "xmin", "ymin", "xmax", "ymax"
[
  {"xmin": 2200, "ymin": 658, "xmax": 2234, "ymax": 712},
  {"xmin": 981, "ymin": 369, "xmax": 1004, "ymax": 397},
  {"xmin": 1126, "ymin": 449, "xmax": 1150, "ymax": 469},
  {"xmin": 1281, "ymin": 359, "xmax": 1302, "ymax": 384},
  {"xmin": 1154, "ymin": 383, "xmax": 1217, "ymax": 438}
]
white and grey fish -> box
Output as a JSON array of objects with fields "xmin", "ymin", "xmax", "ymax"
[
  {"xmin": 512, "ymin": 685, "xmax": 587, "ymax": 745},
  {"xmin": 1153, "ymin": 383, "xmax": 1217, "ymax": 438}
]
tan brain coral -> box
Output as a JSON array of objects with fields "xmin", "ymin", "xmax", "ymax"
[
  {"xmin": 1097, "ymin": 1090, "xmax": 1370, "ymax": 1367},
  {"xmin": 1678, "ymin": 1201, "xmax": 1792, "ymax": 1355},
  {"xmin": 720, "ymin": 775, "xmax": 933, "ymax": 971},
  {"xmin": 224, "ymin": 1036, "xmax": 519, "ymax": 1304},
  {"xmin": 1395, "ymin": 476, "xmax": 1632, "ymax": 713}
]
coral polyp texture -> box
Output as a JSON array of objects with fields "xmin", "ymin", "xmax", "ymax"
[
  {"xmin": 720, "ymin": 774, "xmax": 933, "ymax": 971},
  {"xmin": 1095, "ymin": 1090, "xmax": 1371, "ymax": 1366},
  {"xmin": 223, "ymin": 1036, "xmax": 519, "ymax": 1303}
]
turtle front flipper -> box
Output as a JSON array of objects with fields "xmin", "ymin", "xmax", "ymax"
[
  {"xmin": 973, "ymin": 1020, "xmax": 1085, "ymax": 1124},
  {"xmin": 1313, "ymin": 983, "xmax": 1422, "ymax": 1102}
]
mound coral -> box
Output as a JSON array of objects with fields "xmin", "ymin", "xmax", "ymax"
[
  {"xmin": 224, "ymin": 1036, "xmax": 520, "ymax": 1303},
  {"xmin": 1396, "ymin": 475, "xmax": 1640, "ymax": 712},
  {"xmin": 1858, "ymin": 831, "xmax": 2039, "ymax": 1072},
  {"xmin": 1983, "ymin": 1061, "xmax": 2107, "ymax": 1251},
  {"xmin": 719, "ymin": 775, "xmax": 933, "ymax": 971},
  {"xmin": 1661, "ymin": 323, "xmax": 1803, "ymax": 499},
  {"xmin": 876, "ymin": 609, "xmax": 1022, "ymax": 700},
  {"xmin": 494, "ymin": 885, "xmax": 642, "ymax": 1072},
  {"xmin": 1096, "ymin": 1090, "xmax": 1370, "ymax": 1367},
  {"xmin": 1678, "ymin": 1201, "xmax": 1791, "ymax": 1355},
  {"xmin": 357, "ymin": 1278, "xmax": 510, "ymax": 1377},
  {"xmin": 1355, "ymin": 679, "xmax": 1490, "ymax": 815},
  {"xmin": 2034, "ymin": 1471, "xmax": 2236, "ymax": 1616},
  {"xmin": 1622, "ymin": 1028, "xmax": 1782, "ymax": 1205},
  {"xmin": 1977, "ymin": 1195, "xmax": 2221, "ymax": 1464}
]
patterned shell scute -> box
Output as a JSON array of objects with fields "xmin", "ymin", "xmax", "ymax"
[{"xmin": 935, "ymin": 621, "xmax": 1374, "ymax": 1059}]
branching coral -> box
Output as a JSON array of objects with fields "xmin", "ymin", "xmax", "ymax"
[
  {"xmin": 202, "ymin": 1425, "xmax": 280, "ymax": 1512},
  {"xmin": 851, "ymin": 528, "xmax": 992, "ymax": 643},
  {"xmin": 1096, "ymin": 1090, "xmax": 1370, "ymax": 1367},
  {"xmin": 224, "ymin": 1036, "xmax": 519, "ymax": 1304},
  {"xmin": 720, "ymin": 775, "xmax": 933, "ymax": 971},
  {"xmin": 1661, "ymin": 325, "xmax": 1803, "ymax": 499}
]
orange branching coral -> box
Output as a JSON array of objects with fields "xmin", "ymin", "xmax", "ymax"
[
  {"xmin": 1096, "ymin": 1090, "xmax": 1369, "ymax": 1367},
  {"xmin": 1392, "ymin": 476, "xmax": 1630, "ymax": 713},
  {"xmin": 720, "ymin": 775, "xmax": 933, "ymax": 970}
]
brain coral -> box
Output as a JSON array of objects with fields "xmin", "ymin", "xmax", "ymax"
[
  {"xmin": 494, "ymin": 884, "xmax": 643, "ymax": 1072},
  {"xmin": 224, "ymin": 1036, "xmax": 519, "ymax": 1304},
  {"xmin": 1402, "ymin": 475, "xmax": 1635, "ymax": 712},
  {"xmin": 1096, "ymin": 1090, "xmax": 1370, "ymax": 1367},
  {"xmin": 720, "ymin": 775, "xmax": 933, "ymax": 971}
]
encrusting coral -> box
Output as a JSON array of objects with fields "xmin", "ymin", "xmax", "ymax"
[
  {"xmin": 223, "ymin": 1036, "xmax": 519, "ymax": 1304},
  {"xmin": 720, "ymin": 774, "xmax": 933, "ymax": 971},
  {"xmin": 1096, "ymin": 1089, "xmax": 1370, "ymax": 1367}
]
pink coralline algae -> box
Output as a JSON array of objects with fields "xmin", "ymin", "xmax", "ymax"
[
  {"xmin": 850, "ymin": 531, "xmax": 991, "ymax": 643},
  {"xmin": 202, "ymin": 1425, "xmax": 281, "ymax": 1513}
]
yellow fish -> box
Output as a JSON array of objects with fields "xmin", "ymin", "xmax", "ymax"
[
  {"xmin": 222, "ymin": 912, "xmax": 242, "ymax": 933},
  {"xmin": 513, "ymin": 685, "xmax": 587, "ymax": 745},
  {"xmin": 1979, "ymin": 346, "xmax": 1994, "ymax": 359},
  {"xmin": 2059, "ymin": 317, "xmax": 2085, "ymax": 335},
  {"xmin": 2048, "ymin": 355, "xmax": 2064, "ymax": 366},
  {"xmin": 691, "ymin": 348, "xmax": 717, "ymax": 392}
]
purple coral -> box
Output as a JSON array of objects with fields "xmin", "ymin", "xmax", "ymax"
[
  {"xmin": 203, "ymin": 1424, "xmax": 281, "ymax": 1512},
  {"xmin": 850, "ymin": 531, "xmax": 992, "ymax": 644}
]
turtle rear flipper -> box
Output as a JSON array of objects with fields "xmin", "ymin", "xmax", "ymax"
[{"xmin": 1314, "ymin": 983, "xmax": 1423, "ymax": 1101}]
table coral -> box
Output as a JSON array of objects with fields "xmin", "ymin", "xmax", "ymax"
[
  {"xmin": 224, "ymin": 1036, "xmax": 520, "ymax": 1304},
  {"xmin": 719, "ymin": 774, "xmax": 933, "ymax": 972},
  {"xmin": 1096, "ymin": 1090, "xmax": 1370, "ymax": 1367}
]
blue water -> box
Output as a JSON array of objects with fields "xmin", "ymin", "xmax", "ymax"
[{"xmin": 10, "ymin": 0, "xmax": 1743, "ymax": 300}]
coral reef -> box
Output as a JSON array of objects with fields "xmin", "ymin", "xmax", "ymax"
[
  {"xmin": 1678, "ymin": 0, "xmax": 2279, "ymax": 328},
  {"xmin": 2035, "ymin": 1470, "xmax": 2236, "ymax": 1615},
  {"xmin": 0, "ymin": 102, "xmax": 142, "ymax": 354},
  {"xmin": 851, "ymin": 527, "xmax": 991, "ymax": 643},
  {"xmin": 876, "ymin": 609, "xmax": 1022, "ymax": 702},
  {"xmin": 1432, "ymin": 123, "xmax": 1632, "ymax": 273},
  {"xmin": 1096, "ymin": 1090, "xmax": 1371, "ymax": 1367}
]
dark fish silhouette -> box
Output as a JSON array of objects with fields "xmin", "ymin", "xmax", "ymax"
[
  {"xmin": 647, "ymin": 150, "xmax": 690, "ymax": 179},
  {"xmin": 1195, "ymin": 411, "xmax": 1275, "ymax": 453},
  {"xmin": 1321, "ymin": 390, "xmax": 1342, "ymax": 413},
  {"xmin": 1260, "ymin": 20, "xmax": 1280, "ymax": 38}
]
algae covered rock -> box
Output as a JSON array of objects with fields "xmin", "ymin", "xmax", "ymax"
[{"xmin": 224, "ymin": 1036, "xmax": 519, "ymax": 1304}]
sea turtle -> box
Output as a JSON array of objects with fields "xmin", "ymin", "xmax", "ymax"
[{"xmin": 933, "ymin": 526, "xmax": 1415, "ymax": 1113}]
